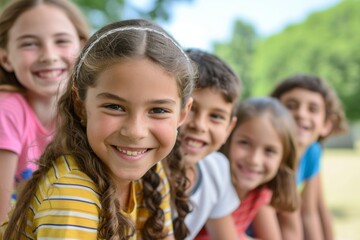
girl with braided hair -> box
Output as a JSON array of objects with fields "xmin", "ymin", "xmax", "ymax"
[{"xmin": 1, "ymin": 19, "xmax": 195, "ymax": 240}]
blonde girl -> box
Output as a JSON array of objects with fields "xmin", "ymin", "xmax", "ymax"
[{"xmin": 0, "ymin": 0, "xmax": 89, "ymax": 222}]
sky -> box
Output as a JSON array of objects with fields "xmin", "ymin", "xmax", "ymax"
[{"xmin": 148, "ymin": 0, "xmax": 342, "ymax": 51}]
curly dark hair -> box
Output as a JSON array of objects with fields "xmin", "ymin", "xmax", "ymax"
[{"xmin": 3, "ymin": 19, "xmax": 195, "ymax": 240}]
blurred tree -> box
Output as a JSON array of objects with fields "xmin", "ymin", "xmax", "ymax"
[
  {"xmin": 0, "ymin": 0, "xmax": 193, "ymax": 29},
  {"xmin": 251, "ymin": 0, "xmax": 360, "ymax": 121},
  {"xmin": 213, "ymin": 19, "xmax": 259, "ymax": 98}
]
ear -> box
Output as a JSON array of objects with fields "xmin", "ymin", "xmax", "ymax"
[
  {"xmin": 223, "ymin": 116, "xmax": 237, "ymax": 144},
  {"xmin": 320, "ymin": 119, "xmax": 333, "ymax": 138},
  {"xmin": 0, "ymin": 48, "xmax": 14, "ymax": 72},
  {"xmin": 177, "ymin": 97, "xmax": 193, "ymax": 127}
]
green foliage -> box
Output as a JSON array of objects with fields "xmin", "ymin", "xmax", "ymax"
[
  {"xmin": 214, "ymin": 0, "xmax": 360, "ymax": 121},
  {"xmin": 0, "ymin": 0, "xmax": 193, "ymax": 30},
  {"xmin": 213, "ymin": 19, "xmax": 259, "ymax": 98},
  {"xmin": 73, "ymin": 0, "xmax": 192, "ymax": 30},
  {"xmin": 251, "ymin": 0, "xmax": 360, "ymax": 120}
]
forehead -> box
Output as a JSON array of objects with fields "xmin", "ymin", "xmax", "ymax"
[
  {"xmin": 193, "ymin": 87, "xmax": 234, "ymax": 111},
  {"xmin": 8, "ymin": 4, "xmax": 77, "ymax": 40},
  {"xmin": 280, "ymin": 87, "xmax": 325, "ymax": 107},
  {"xmin": 88, "ymin": 58, "xmax": 179, "ymax": 101},
  {"xmin": 235, "ymin": 116, "xmax": 283, "ymax": 147}
]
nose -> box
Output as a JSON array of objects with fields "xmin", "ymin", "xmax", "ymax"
[
  {"xmin": 247, "ymin": 149, "xmax": 262, "ymax": 166},
  {"xmin": 188, "ymin": 112, "xmax": 207, "ymax": 133},
  {"xmin": 39, "ymin": 42, "xmax": 58, "ymax": 63},
  {"xmin": 293, "ymin": 104, "xmax": 308, "ymax": 120},
  {"xmin": 120, "ymin": 114, "xmax": 148, "ymax": 140}
]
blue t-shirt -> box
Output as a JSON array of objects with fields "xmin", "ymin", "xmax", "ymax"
[{"xmin": 296, "ymin": 142, "xmax": 322, "ymax": 187}]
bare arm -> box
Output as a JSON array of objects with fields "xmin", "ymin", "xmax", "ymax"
[
  {"xmin": 301, "ymin": 175, "xmax": 323, "ymax": 240},
  {"xmin": 164, "ymin": 234, "xmax": 175, "ymax": 240},
  {"xmin": 205, "ymin": 214, "xmax": 238, "ymax": 240},
  {"xmin": 0, "ymin": 150, "xmax": 18, "ymax": 223},
  {"xmin": 277, "ymin": 208, "xmax": 303, "ymax": 240},
  {"xmin": 317, "ymin": 173, "xmax": 334, "ymax": 240},
  {"xmin": 252, "ymin": 204, "xmax": 282, "ymax": 240}
]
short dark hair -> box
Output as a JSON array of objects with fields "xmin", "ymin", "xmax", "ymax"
[{"xmin": 186, "ymin": 49, "xmax": 241, "ymax": 104}]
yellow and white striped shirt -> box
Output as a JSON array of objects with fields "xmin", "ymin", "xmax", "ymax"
[{"xmin": 1, "ymin": 155, "xmax": 173, "ymax": 239}]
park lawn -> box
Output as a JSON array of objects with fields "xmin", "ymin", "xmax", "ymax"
[{"xmin": 322, "ymin": 148, "xmax": 360, "ymax": 240}]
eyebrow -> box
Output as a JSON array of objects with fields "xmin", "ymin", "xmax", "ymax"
[
  {"xmin": 16, "ymin": 33, "xmax": 75, "ymax": 41},
  {"xmin": 213, "ymin": 108, "xmax": 230, "ymax": 115},
  {"xmin": 96, "ymin": 92, "xmax": 177, "ymax": 105}
]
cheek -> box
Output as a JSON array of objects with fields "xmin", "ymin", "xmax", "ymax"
[
  {"xmin": 152, "ymin": 120, "xmax": 178, "ymax": 150},
  {"xmin": 62, "ymin": 46, "xmax": 81, "ymax": 64},
  {"xmin": 12, "ymin": 51, "xmax": 34, "ymax": 68},
  {"xmin": 211, "ymin": 125, "xmax": 229, "ymax": 146},
  {"xmin": 229, "ymin": 144, "xmax": 244, "ymax": 163},
  {"xmin": 266, "ymin": 157, "xmax": 282, "ymax": 179}
]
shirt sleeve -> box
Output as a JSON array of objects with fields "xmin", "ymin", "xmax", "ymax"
[
  {"xmin": 209, "ymin": 152, "xmax": 240, "ymax": 219},
  {"xmin": 32, "ymin": 170, "xmax": 101, "ymax": 239},
  {"xmin": 304, "ymin": 142, "xmax": 322, "ymax": 180},
  {"xmin": 0, "ymin": 104, "xmax": 24, "ymax": 154}
]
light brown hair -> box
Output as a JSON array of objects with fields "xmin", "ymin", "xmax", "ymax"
[
  {"xmin": 221, "ymin": 97, "xmax": 299, "ymax": 211},
  {"xmin": 0, "ymin": 0, "xmax": 90, "ymax": 90}
]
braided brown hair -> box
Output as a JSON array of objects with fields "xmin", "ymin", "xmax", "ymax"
[{"xmin": 4, "ymin": 19, "xmax": 195, "ymax": 239}]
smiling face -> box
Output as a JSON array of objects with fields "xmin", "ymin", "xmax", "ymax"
[
  {"xmin": 279, "ymin": 88, "xmax": 329, "ymax": 151},
  {"xmin": 84, "ymin": 58, "xmax": 191, "ymax": 184},
  {"xmin": 229, "ymin": 115, "xmax": 283, "ymax": 198},
  {"xmin": 179, "ymin": 87, "xmax": 236, "ymax": 166},
  {"xmin": 0, "ymin": 4, "xmax": 81, "ymax": 98}
]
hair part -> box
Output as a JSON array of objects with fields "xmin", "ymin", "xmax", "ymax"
[
  {"xmin": 271, "ymin": 74, "xmax": 348, "ymax": 141},
  {"xmin": 220, "ymin": 97, "xmax": 299, "ymax": 212}
]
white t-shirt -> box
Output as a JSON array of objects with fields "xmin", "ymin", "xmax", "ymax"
[{"xmin": 185, "ymin": 151, "xmax": 240, "ymax": 239}]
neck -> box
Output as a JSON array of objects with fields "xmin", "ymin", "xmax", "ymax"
[
  {"xmin": 26, "ymin": 92, "xmax": 58, "ymax": 131},
  {"xmin": 236, "ymin": 187, "xmax": 248, "ymax": 200},
  {"xmin": 115, "ymin": 180, "xmax": 132, "ymax": 211}
]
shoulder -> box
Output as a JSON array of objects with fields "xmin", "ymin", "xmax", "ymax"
[
  {"xmin": 28, "ymin": 156, "xmax": 101, "ymax": 238},
  {"xmin": 197, "ymin": 151, "xmax": 237, "ymax": 201},
  {"xmin": 198, "ymin": 152, "xmax": 231, "ymax": 184},
  {"xmin": 37, "ymin": 155, "xmax": 101, "ymax": 209},
  {"xmin": 0, "ymin": 92, "xmax": 29, "ymax": 122},
  {"xmin": 307, "ymin": 142, "xmax": 322, "ymax": 156},
  {"xmin": 0, "ymin": 92, "xmax": 27, "ymax": 108},
  {"xmin": 303, "ymin": 142, "xmax": 322, "ymax": 159},
  {"xmin": 200, "ymin": 151, "xmax": 230, "ymax": 172},
  {"xmin": 239, "ymin": 187, "xmax": 272, "ymax": 212}
]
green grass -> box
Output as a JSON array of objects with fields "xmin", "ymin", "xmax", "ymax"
[{"xmin": 322, "ymin": 149, "xmax": 360, "ymax": 240}]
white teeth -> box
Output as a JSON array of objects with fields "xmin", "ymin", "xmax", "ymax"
[
  {"xmin": 187, "ymin": 139, "xmax": 203, "ymax": 148},
  {"xmin": 37, "ymin": 70, "xmax": 62, "ymax": 78},
  {"xmin": 116, "ymin": 147, "xmax": 146, "ymax": 156}
]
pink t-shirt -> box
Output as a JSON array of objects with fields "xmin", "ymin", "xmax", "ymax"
[{"xmin": 0, "ymin": 92, "xmax": 53, "ymax": 194}]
